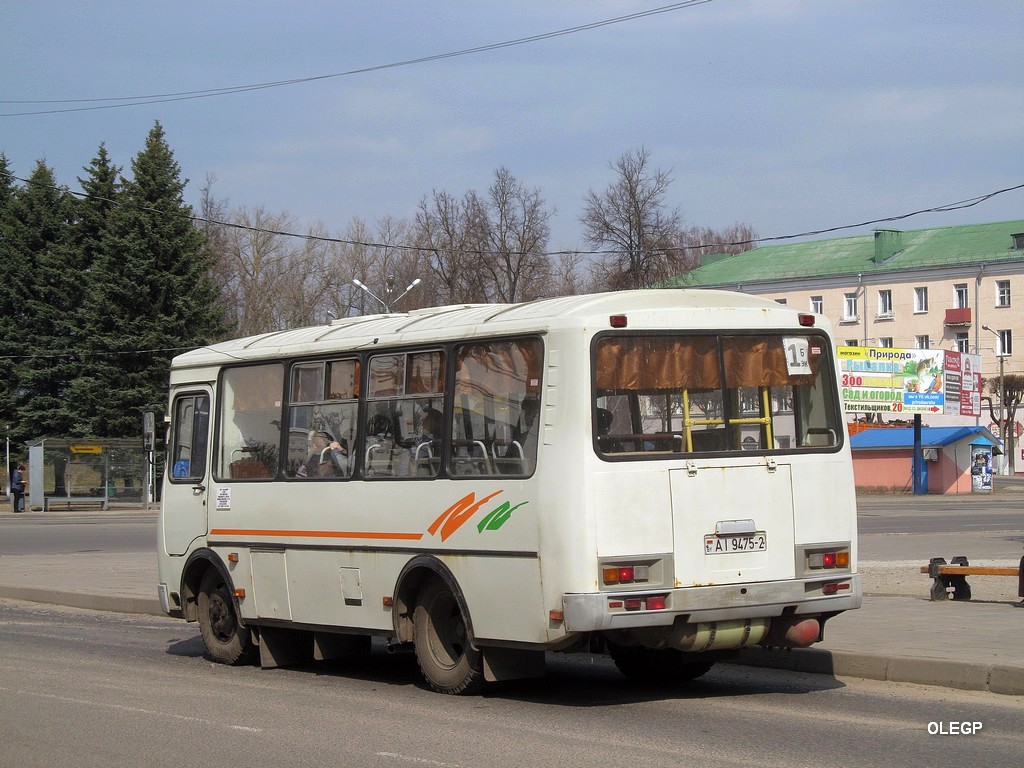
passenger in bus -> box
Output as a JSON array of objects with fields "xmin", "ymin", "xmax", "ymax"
[
  {"xmin": 297, "ymin": 431, "xmax": 347, "ymax": 477},
  {"xmin": 408, "ymin": 407, "xmax": 443, "ymax": 475},
  {"xmin": 596, "ymin": 407, "xmax": 623, "ymax": 453},
  {"xmin": 365, "ymin": 411, "xmax": 398, "ymax": 476}
]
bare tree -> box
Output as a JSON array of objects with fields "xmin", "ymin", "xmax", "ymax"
[
  {"xmin": 679, "ymin": 221, "xmax": 759, "ymax": 265},
  {"xmin": 414, "ymin": 168, "xmax": 555, "ymax": 305},
  {"xmin": 216, "ymin": 206, "xmax": 296, "ymax": 335},
  {"xmin": 550, "ymin": 250, "xmax": 587, "ymax": 298},
  {"xmin": 581, "ymin": 147, "xmax": 683, "ymax": 291},
  {"xmin": 199, "ymin": 175, "xmax": 238, "ymax": 338},
  {"xmin": 414, "ymin": 190, "xmax": 485, "ymax": 305},
  {"xmin": 986, "ymin": 373, "xmax": 1023, "ymax": 475},
  {"xmin": 478, "ymin": 167, "xmax": 553, "ymax": 303}
]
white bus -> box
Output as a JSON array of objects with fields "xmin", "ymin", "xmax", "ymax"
[{"xmin": 157, "ymin": 289, "xmax": 860, "ymax": 694}]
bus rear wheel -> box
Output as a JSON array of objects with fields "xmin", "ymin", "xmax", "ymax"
[
  {"xmin": 197, "ymin": 568, "xmax": 256, "ymax": 665},
  {"xmin": 609, "ymin": 644, "xmax": 714, "ymax": 684},
  {"xmin": 413, "ymin": 580, "xmax": 484, "ymax": 695}
]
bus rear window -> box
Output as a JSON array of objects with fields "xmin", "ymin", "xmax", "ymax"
[{"xmin": 593, "ymin": 333, "xmax": 841, "ymax": 457}]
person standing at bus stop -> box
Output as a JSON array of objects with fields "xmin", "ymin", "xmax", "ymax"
[{"xmin": 10, "ymin": 464, "xmax": 25, "ymax": 513}]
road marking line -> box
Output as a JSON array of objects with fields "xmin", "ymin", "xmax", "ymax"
[
  {"xmin": 0, "ymin": 685, "xmax": 262, "ymax": 732},
  {"xmin": 376, "ymin": 752, "xmax": 465, "ymax": 767}
]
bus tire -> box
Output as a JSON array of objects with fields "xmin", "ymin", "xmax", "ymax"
[
  {"xmin": 609, "ymin": 644, "xmax": 714, "ymax": 683},
  {"xmin": 413, "ymin": 579, "xmax": 484, "ymax": 695},
  {"xmin": 198, "ymin": 568, "xmax": 256, "ymax": 666}
]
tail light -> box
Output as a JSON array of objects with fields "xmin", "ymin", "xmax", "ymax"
[
  {"xmin": 807, "ymin": 548, "xmax": 850, "ymax": 570},
  {"xmin": 602, "ymin": 564, "xmax": 651, "ymax": 585},
  {"xmin": 823, "ymin": 582, "xmax": 851, "ymax": 595},
  {"xmin": 608, "ymin": 594, "xmax": 668, "ymax": 611}
]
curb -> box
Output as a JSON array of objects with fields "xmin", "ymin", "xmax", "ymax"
[
  {"xmin": 729, "ymin": 647, "xmax": 1024, "ymax": 696},
  {"xmin": 0, "ymin": 586, "xmax": 164, "ymax": 617}
]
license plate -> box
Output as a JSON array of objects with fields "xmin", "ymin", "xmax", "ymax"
[{"xmin": 705, "ymin": 533, "xmax": 767, "ymax": 555}]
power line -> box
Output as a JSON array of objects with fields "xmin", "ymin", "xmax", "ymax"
[
  {"xmin": 0, "ymin": 1, "xmax": 712, "ymax": 117},
  {"xmin": 2, "ymin": 167, "xmax": 1021, "ymax": 258}
]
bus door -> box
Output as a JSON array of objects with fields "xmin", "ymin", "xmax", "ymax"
[{"xmin": 163, "ymin": 389, "xmax": 213, "ymax": 556}]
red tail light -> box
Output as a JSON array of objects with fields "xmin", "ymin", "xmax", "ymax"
[{"xmin": 823, "ymin": 582, "xmax": 851, "ymax": 595}]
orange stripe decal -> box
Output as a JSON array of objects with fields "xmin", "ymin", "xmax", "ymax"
[{"xmin": 210, "ymin": 528, "xmax": 424, "ymax": 541}]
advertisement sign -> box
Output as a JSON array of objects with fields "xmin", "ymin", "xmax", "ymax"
[
  {"xmin": 943, "ymin": 350, "xmax": 982, "ymax": 418},
  {"xmin": 970, "ymin": 444, "xmax": 993, "ymax": 492},
  {"xmin": 836, "ymin": 347, "xmax": 981, "ymax": 417}
]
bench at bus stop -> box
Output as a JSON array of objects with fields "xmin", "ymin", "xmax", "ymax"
[
  {"xmin": 921, "ymin": 556, "xmax": 1023, "ymax": 602},
  {"xmin": 41, "ymin": 495, "xmax": 109, "ymax": 512}
]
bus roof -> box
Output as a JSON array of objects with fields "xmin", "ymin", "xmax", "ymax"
[{"xmin": 172, "ymin": 289, "xmax": 826, "ymax": 369}]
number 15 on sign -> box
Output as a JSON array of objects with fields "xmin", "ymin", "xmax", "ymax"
[{"xmin": 783, "ymin": 337, "xmax": 812, "ymax": 375}]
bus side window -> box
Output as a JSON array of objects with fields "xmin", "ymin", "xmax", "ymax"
[
  {"xmin": 170, "ymin": 394, "xmax": 209, "ymax": 481},
  {"xmin": 451, "ymin": 338, "xmax": 542, "ymax": 477},
  {"xmin": 364, "ymin": 350, "xmax": 445, "ymax": 479},
  {"xmin": 287, "ymin": 359, "xmax": 360, "ymax": 479},
  {"xmin": 216, "ymin": 364, "xmax": 284, "ymax": 480}
]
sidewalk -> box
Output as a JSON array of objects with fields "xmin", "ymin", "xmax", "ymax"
[{"xmin": 0, "ymin": 543, "xmax": 1020, "ymax": 696}]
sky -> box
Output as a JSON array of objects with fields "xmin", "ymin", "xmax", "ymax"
[{"xmin": 3, "ymin": 0, "xmax": 1023, "ymax": 255}]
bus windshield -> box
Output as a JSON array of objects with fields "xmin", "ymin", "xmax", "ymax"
[{"xmin": 593, "ymin": 332, "xmax": 842, "ymax": 457}]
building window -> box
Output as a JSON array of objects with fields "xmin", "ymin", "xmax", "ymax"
[
  {"xmin": 914, "ymin": 287, "xmax": 928, "ymax": 313},
  {"xmin": 954, "ymin": 283, "xmax": 969, "ymax": 309},
  {"xmin": 846, "ymin": 339, "xmax": 859, "ymax": 347},
  {"xmin": 955, "ymin": 333, "xmax": 970, "ymax": 354},
  {"xmin": 879, "ymin": 337, "xmax": 893, "ymax": 348},
  {"xmin": 916, "ymin": 335, "xmax": 930, "ymax": 350},
  {"xmin": 997, "ymin": 329, "xmax": 1012, "ymax": 357},
  {"xmin": 810, "ymin": 295, "xmax": 823, "ymax": 314},
  {"xmin": 843, "ymin": 293, "xmax": 858, "ymax": 321},
  {"xmin": 775, "ymin": 298, "xmax": 787, "ymax": 305},
  {"xmin": 877, "ymin": 289, "xmax": 893, "ymax": 318},
  {"xmin": 996, "ymin": 280, "xmax": 1011, "ymax": 308}
]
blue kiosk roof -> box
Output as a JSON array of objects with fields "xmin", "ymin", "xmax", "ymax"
[{"xmin": 850, "ymin": 427, "xmax": 1002, "ymax": 451}]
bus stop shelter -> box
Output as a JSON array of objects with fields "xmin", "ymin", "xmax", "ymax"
[{"xmin": 26, "ymin": 438, "xmax": 149, "ymax": 511}]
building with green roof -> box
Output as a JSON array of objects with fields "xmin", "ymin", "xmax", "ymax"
[{"xmin": 663, "ymin": 219, "xmax": 1023, "ymax": 396}]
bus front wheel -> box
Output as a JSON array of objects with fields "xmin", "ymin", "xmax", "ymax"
[
  {"xmin": 413, "ymin": 580, "xmax": 484, "ymax": 695},
  {"xmin": 197, "ymin": 568, "xmax": 256, "ymax": 666},
  {"xmin": 609, "ymin": 644, "xmax": 714, "ymax": 684}
]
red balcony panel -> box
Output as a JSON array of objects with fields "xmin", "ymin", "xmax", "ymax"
[{"xmin": 944, "ymin": 307, "xmax": 972, "ymax": 326}]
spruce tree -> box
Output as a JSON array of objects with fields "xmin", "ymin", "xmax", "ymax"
[
  {"xmin": 62, "ymin": 145, "xmax": 121, "ymax": 438},
  {"xmin": 75, "ymin": 122, "xmax": 223, "ymax": 437},
  {"xmin": 6, "ymin": 161, "xmax": 75, "ymax": 445},
  {"xmin": 0, "ymin": 154, "xmax": 19, "ymax": 449}
]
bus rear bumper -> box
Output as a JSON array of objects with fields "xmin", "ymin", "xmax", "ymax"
[{"xmin": 562, "ymin": 574, "xmax": 862, "ymax": 633}]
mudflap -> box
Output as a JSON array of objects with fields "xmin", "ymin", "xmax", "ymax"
[{"xmin": 482, "ymin": 646, "xmax": 546, "ymax": 682}]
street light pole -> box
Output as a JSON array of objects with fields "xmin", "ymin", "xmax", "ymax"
[
  {"xmin": 353, "ymin": 276, "xmax": 420, "ymax": 314},
  {"xmin": 982, "ymin": 325, "xmax": 1007, "ymax": 476}
]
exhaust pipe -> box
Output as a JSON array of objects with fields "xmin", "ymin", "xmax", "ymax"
[{"xmin": 762, "ymin": 617, "xmax": 821, "ymax": 648}]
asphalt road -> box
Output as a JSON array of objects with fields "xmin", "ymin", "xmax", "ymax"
[
  {"xmin": 0, "ymin": 514, "xmax": 154, "ymax": 556},
  {"xmin": 0, "ymin": 600, "xmax": 1021, "ymax": 768}
]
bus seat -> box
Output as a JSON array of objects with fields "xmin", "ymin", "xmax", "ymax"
[{"xmin": 231, "ymin": 459, "xmax": 271, "ymax": 479}]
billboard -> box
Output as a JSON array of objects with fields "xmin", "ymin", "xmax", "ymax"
[{"xmin": 836, "ymin": 346, "xmax": 981, "ymax": 417}]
